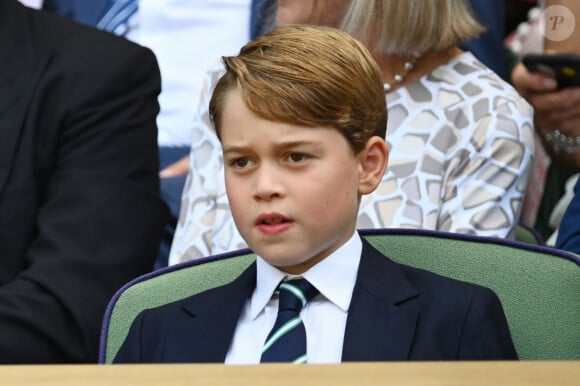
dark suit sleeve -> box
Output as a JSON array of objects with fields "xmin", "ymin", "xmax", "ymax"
[
  {"xmin": 556, "ymin": 177, "xmax": 580, "ymax": 254},
  {"xmin": 114, "ymin": 312, "xmax": 146, "ymax": 363},
  {"xmin": 0, "ymin": 24, "xmax": 168, "ymax": 363},
  {"xmin": 457, "ymin": 287, "xmax": 518, "ymax": 360}
]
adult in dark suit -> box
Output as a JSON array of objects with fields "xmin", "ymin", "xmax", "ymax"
[
  {"xmin": 42, "ymin": 0, "xmax": 277, "ymax": 270},
  {"xmin": 115, "ymin": 238, "xmax": 517, "ymax": 363},
  {"xmin": 114, "ymin": 25, "xmax": 516, "ymax": 364},
  {"xmin": 0, "ymin": 0, "xmax": 167, "ymax": 363}
]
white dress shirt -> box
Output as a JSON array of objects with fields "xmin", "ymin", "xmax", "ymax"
[{"xmin": 225, "ymin": 232, "xmax": 363, "ymax": 364}]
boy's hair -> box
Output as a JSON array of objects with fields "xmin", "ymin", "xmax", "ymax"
[
  {"xmin": 342, "ymin": 0, "xmax": 483, "ymax": 56},
  {"xmin": 209, "ymin": 24, "xmax": 386, "ymax": 154}
]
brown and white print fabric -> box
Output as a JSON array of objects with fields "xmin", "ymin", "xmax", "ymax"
[{"xmin": 169, "ymin": 52, "xmax": 535, "ymax": 264}]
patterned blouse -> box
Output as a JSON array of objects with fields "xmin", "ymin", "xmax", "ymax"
[{"xmin": 169, "ymin": 51, "xmax": 535, "ymax": 264}]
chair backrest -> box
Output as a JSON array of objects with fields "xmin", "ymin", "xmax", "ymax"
[
  {"xmin": 515, "ymin": 222, "xmax": 544, "ymax": 245},
  {"xmin": 99, "ymin": 228, "xmax": 580, "ymax": 363}
]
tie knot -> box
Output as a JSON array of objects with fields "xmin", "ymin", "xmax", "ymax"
[{"xmin": 277, "ymin": 279, "xmax": 318, "ymax": 314}]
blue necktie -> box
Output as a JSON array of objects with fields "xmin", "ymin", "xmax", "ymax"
[
  {"xmin": 97, "ymin": 0, "xmax": 138, "ymax": 36},
  {"xmin": 261, "ymin": 279, "xmax": 319, "ymax": 363}
]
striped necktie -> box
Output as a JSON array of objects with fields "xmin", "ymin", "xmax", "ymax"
[
  {"xmin": 96, "ymin": 0, "xmax": 138, "ymax": 36},
  {"xmin": 261, "ymin": 278, "xmax": 319, "ymax": 363}
]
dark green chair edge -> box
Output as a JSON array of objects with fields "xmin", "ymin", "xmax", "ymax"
[{"xmin": 515, "ymin": 222, "xmax": 544, "ymax": 245}]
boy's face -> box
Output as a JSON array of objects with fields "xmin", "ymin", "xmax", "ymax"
[{"xmin": 221, "ymin": 89, "xmax": 364, "ymax": 274}]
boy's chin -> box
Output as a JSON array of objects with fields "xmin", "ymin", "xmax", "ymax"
[{"xmin": 259, "ymin": 253, "xmax": 326, "ymax": 275}]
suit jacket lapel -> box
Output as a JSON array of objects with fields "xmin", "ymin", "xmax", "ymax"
[
  {"xmin": 0, "ymin": 1, "xmax": 49, "ymax": 195},
  {"xmin": 342, "ymin": 239, "xmax": 420, "ymax": 361},
  {"xmin": 170, "ymin": 263, "xmax": 257, "ymax": 362}
]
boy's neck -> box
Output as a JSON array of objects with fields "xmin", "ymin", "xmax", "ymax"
[{"xmin": 270, "ymin": 230, "xmax": 360, "ymax": 275}]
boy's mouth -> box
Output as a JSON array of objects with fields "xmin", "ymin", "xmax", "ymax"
[
  {"xmin": 256, "ymin": 213, "xmax": 291, "ymax": 225},
  {"xmin": 255, "ymin": 213, "xmax": 293, "ymax": 235},
  {"xmin": 256, "ymin": 213, "xmax": 292, "ymax": 225},
  {"xmin": 261, "ymin": 218, "xmax": 287, "ymax": 225}
]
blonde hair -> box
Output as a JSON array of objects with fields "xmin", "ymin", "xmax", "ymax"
[
  {"xmin": 341, "ymin": 0, "xmax": 484, "ymax": 56},
  {"xmin": 209, "ymin": 24, "xmax": 386, "ymax": 153}
]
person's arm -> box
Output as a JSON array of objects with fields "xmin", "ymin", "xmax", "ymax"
[
  {"xmin": 0, "ymin": 36, "xmax": 167, "ymax": 363},
  {"xmin": 512, "ymin": 0, "xmax": 580, "ymax": 168},
  {"xmin": 439, "ymin": 97, "xmax": 535, "ymax": 239},
  {"xmin": 457, "ymin": 287, "xmax": 518, "ymax": 359},
  {"xmin": 113, "ymin": 311, "xmax": 148, "ymax": 363},
  {"xmin": 159, "ymin": 155, "xmax": 190, "ymax": 177}
]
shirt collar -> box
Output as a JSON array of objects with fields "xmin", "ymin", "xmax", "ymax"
[{"xmin": 250, "ymin": 232, "xmax": 362, "ymax": 319}]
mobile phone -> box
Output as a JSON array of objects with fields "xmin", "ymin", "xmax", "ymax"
[{"xmin": 522, "ymin": 53, "xmax": 580, "ymax": 89}]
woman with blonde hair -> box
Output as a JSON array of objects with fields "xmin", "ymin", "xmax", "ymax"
[{"xmin": 169, "ymin": 0, "xmax": 535, "ymax": 263}]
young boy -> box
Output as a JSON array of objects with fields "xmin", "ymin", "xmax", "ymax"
[{"xmin": 114, "ymin": 25, "xmax": 517, "ymax": 363}]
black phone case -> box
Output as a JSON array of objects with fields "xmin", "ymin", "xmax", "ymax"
[{"xmin": 522, "ymin": 53, "xmax": 580, "ymax": 89}]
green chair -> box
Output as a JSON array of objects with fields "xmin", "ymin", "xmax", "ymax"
[
  {"xmin": 515, "ymin": 222, "xmax": 544, "ymax": 245},
  {"xmin": 99, "ymin": 228, "xmax": 580, "ymax": 363}
]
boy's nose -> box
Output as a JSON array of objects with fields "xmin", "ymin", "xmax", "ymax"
[{"xmin": 252, "ymin": 165, "xmax": 285, "ymax": 201}]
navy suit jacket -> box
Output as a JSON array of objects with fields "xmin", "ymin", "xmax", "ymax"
[{"xmin": 114, "ymin": 239, "xmax": 517, "ymax": 363}]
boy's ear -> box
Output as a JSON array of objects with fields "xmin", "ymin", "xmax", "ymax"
[{"xmin": 358, "ymin": 136, "xmax": 389, "ymax": 195}]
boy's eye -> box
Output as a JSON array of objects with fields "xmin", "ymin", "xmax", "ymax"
[
  {"xmin": 231, "ymin": 157, "xmax": 252, "ymax": 168},
  {"xmin": 288, "ymin": 153, "xmax": 308, "ymax": 163}
]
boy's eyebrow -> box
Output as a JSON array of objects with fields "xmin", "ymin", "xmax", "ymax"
[
  {"xmin": 223, "ymin": 140, "xmax": 323, "ymax": 154},
  {"xmin": 222, "ymin": 145, "xmax": 251, "ymax": 154},
  {"xmin": 274, "ymin": 140, "xmax": 323, "ymax": 150}
]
